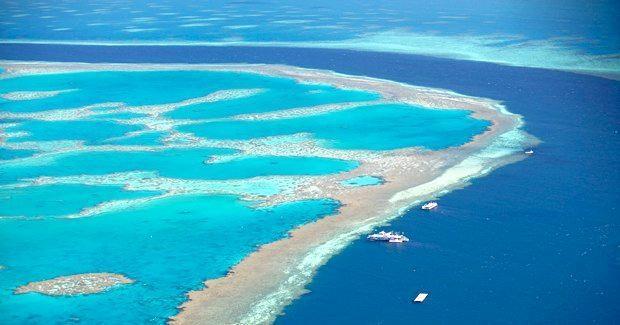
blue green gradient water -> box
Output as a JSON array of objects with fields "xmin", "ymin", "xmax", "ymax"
[
  {"xmin": 0, "ymin": 69, "xmax": 489, "ymax": 323},
  {"xmin": 0, "ymin": 195, "xmax": 339, "ymax": 323}
]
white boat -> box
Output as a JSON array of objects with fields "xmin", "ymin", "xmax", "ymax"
[
  {"xmin": 525, "ymin": 149, "xmax": 534, "ymax": 155},
  {"xmin": 421, "ymin": 201, "xmax": 438, "ymax": 210},
  {"xmin": 367, "ymin": 231, "xmax": 409, "ymax": 243},
  {"xmin": 388, "ymin": 234, "xmax": 410, "ymax": 243},
  {"xmin": 367, "ymin": 231, "xmax": 394, "ymax": 241},
  {"xmin": 413, "ymin": 292, "xmax": 429, "ymax": 303}
]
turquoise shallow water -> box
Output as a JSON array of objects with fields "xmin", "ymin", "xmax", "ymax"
[
  {"xmin": 166, "ymin": 84, "xmax": 378, "ymax": 120},
  {"xmin": 102, "ymin": 131, "xmax": 165, "ymax": 146},
  {"xmin": 182, "ymin": 103, "xmax": 489, "ymax": 150},
  {"xmin": 0, "ymin": 184, "xmax": 161, "ymax": 218},
  {"xmin": 7, "ymin": 120, "xmax": 142, "ymax": 144},
  {"xmin": 0, "ymin": 149, "xmax": 358, "ymax": 185},
  {"xmin": 341, "ymin": 175, "xmax": 384, "ymax": 187},
  {"xmin": 0, "ymin": 148, "xmax": 38, "ymax": 160},
  {"xmin": 0, "ymin": 195, "xmax": 339, "ymax": 323},
  {"xmin": 0, "ymin": 70, "xmax": 377, "ymax": 113},
  {"xmin": 90, "ymin": 111, "xmax": 148, "ymax": 120},
  {"xmin": 0, "ymin": 68, "xmax": 489, "ymax": 323}
]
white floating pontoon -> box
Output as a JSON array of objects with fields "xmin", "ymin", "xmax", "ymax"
[
  {"xmin": 421, "ymin": 202, "xmax": 438, "ymax": 210},
  {"xmin": 413, "ymin": 292, "xmax": 428, "ymax": 303}
]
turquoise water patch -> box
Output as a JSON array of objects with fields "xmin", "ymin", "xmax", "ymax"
[
  {"xmin": 0, "ymin": 184, "xmax": 161, "ymax": 218},
  {"xmin": 166, "ymin": 86, "xmax": 377, "ymax": 120},
  {"xmin": 0, "ymin": 70, "xmax": 377, "ymax": 113},
  {"xmin": 5, "ymin": 120, "xmax": 141, "ymax": 145},
  {"xmin": 341, "ymin": 175, "xmax": 384, "ymax": 187},
  {"xmin": 0, "ymin": 67, "xmax": 489, "ymax": 324},
  {"xmin": 90, "ymin": 112, "xmax": 148, "ymax": 120},
  {"xmin": 0, "ymin": 148, "xmax": 358, "ymax": 184},
  {"xmin": 0, "ymin": 195, "xmax": 339, "ymax": 323},
  {"xmin": 0, "ymin": 148, "xmax": 38, "ymax": 160},
  {"xmin": 181, "ymin": 104, "xmax": 490, "ymax": 150},
  {"xmin": 103, "ymin": 131, "xmax": 165, "ymax": 146}
]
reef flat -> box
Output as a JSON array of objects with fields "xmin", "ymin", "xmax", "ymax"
[
  {"xmin": 14, "ymin": 273, "xmax": 133, "ymax": 296},
  {"xmin": 163, "ymin": 64, "xmax": 535, "ymax": 324},
  {"xmin": 0, "ymin": 61, "xmax": 535, "ymax": 324}
]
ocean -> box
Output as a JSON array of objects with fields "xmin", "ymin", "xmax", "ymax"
[
  {"xmin": 1, "ymin": 44, "xmax": 617, "ymax": 323},
  {"xmin": 1, "ymin": 0, "xmax": 619, "ymax": 76},
  {"xmin": 0, "ymin": 46, "xmax": 498, "ymax": 323}
]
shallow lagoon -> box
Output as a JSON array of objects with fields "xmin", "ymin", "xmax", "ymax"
[
  {"xmin": 0, "ymin": 148, "xmax": 358, "ymax": 184},
  {"xmin": 6, "ymin": 120, "xmax": 142, "ymax": 144},
  {"xmin": 0, "ymin": 67, "xmax": 492, "ymax": 323},
  {"xmin": 0, "ymin": 148, "xmax": 38, "ymax": 160},
  {"xmin": 0, "ymin": 195, "xmax": 339, "ymax": 323},
  {"xmin": 0, "ymin": 184, "xmax": 161, "ymax": 218},
  {"xmin": 341, "ymin": 175, "xmax": 383, "ymax": 187},
  {"xmin": 0, "ymin": 70, "xmax": 377, "ymax": 113},
  {"xmin": 182, "ymin": 103, "xmax": 489, "ymax": 150}
]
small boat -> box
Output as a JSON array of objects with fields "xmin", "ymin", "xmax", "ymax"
[
  {"xmin": 413, "ymin": 292, "xmax": 428, "ymax": 303},
  {"xmin": 367, "ymin": 231, "xmax": 393, "ymax": 241},
  {"xmin": 388, "ymin": 234, "xmax": 410, "ymax": 243},
  {"xmin": 367, "ymin": 231, "xmax": 409, "ymax": 243},
  {"xmin": 421, "ymin": 201, "xmax": 438, "ymax": 210},
  {"xmin": 525, "ymin": 149, "xmax": 534, "ymax": 155}
]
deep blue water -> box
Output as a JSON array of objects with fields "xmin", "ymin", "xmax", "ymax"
[
  {"xmin": 1, "ymin": 0, "xmax": 618, "ymax": 54},
  {"xmin": 0, "ymin": 45, "xmax": 618, "ymax": 323},
  {"xmin": 2, "ymin": 1, "xmax": 619, "ymax": 76}
]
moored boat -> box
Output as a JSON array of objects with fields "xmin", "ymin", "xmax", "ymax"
[
  {"xmin": 421, "ymin": 201, "xmax": 438, "ymax": 210},
  {"xmin": 388, "ymin": 234, "xmax": 410, "ymax": 243},
  {"xmin": 367, "ymin": 231, "xmax": 393, "ymax": 241},
  {"xmin": 367, "ymin": 231, "xmax": 409, "ymax": 243}
]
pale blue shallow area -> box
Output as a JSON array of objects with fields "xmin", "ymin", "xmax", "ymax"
[
  {"xmin": 182, "ymin": 103, "xmax": 489, "ymax": 150},
  {"xmin": 6, "ymin": 120, "xmax": 142, "ymax": 144},
  {"xmin": 0, "ymin": 184, "xmax": 162, "ymax": 218},
  {"xmin": 90, "ymin": 112, "xmax": 148, "ymax": 120},
  {"xmin": 341, "ymin": 175, "xmax": 384, "ymax": 187},
  {"xmin": 0, "ymin": 149, "xmax": 358, "ymax": 185},
  {"xmin": 0, "ymin": 70, "xmax": 377, "ymax": 113},
  {"xmin": 0, "ymin": 65, "xmax": 490, "ymax": 323},
  {"xmin": 0, "ymin": 195, "xmax": 339, "ymax": 323},
  {"xmin": 166, "ymin": 86, "xmax": 378, "ymax": 120},
  {"xmin": 0, "ymin": 148, "xmax": 38, "ymax": 160},
  {"xmin": 102, "ymin": 131, "xmax": 165, "ymax": 146}
]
